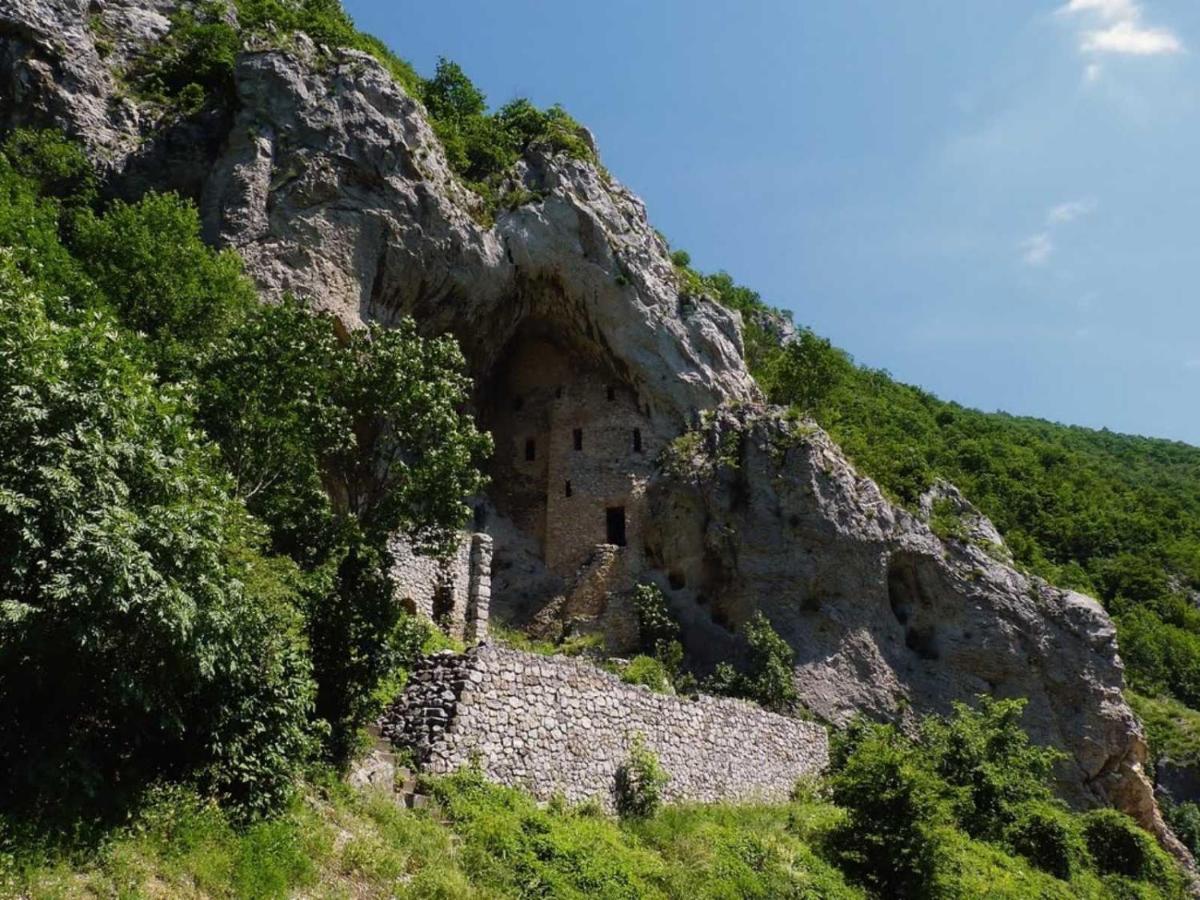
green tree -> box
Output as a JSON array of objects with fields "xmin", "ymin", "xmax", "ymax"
[
  {"xmin": 71, "ymin": 192, "xmax": 255, "ymax": 376},
  {"xmin": 201, "ymin": 303, "xmax": 491, "ymax": 762},
  {"xmin": 0, "ymin": 257, "xmax": 314, "ymax": 819},
  {"xmin": 827, "ymin": 720, "xmax": 944, "ymax": 898}
]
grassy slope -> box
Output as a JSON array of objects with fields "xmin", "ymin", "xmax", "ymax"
[{"xmin": 6, "ymin": 773, "xmax": 1148, "ymax": 900}]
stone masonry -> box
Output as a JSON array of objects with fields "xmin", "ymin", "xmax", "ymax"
[
  {"xmin": 380, "ymin": 644, "xmax": 829, "ymax": 809},
  {"xmin": 390, "ymin": 532, "xmax": 493, "ymax": 642}
]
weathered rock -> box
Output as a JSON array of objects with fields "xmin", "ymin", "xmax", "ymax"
[{"xmin": 645, "ymin": 406, "xmax": 1186, "ymax": 859}]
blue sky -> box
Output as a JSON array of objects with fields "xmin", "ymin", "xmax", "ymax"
[{"xmin": 346, "ymin": 0, "xmax": 1200, "ymax": 445}]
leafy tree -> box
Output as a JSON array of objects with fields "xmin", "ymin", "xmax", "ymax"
[
  {"xmin": 1081, "ymin": 808, "xmax": 1179, "ymax": 890},
  {"xmin": 201, "ymin": 302, "xmax": 491, "ymax": 761},
  {"xmin": 827, "ymin": 720, "xmax": 944, "ymax": 898},
  {"xmin": 921, "ymin": 697, "xmax": 1064, "ymax": 841},
  {"xmin": 71, "ymin": 192, "xmax": 255, "ymax": 376},
  {"xmin": 0, "ymin": 257, "xmax": 314, "ymax": 818}
]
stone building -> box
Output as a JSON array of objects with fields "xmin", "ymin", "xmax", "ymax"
[{"xmin": 480, "ymin": 329, "xmax": 664, "ymax": 638}]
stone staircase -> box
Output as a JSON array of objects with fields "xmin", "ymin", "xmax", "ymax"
[{"xmin": 346, "ymin": 724, "xmax": 433, "ymax": 811}]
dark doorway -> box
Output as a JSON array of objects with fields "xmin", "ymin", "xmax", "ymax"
[
  {"xmin": 633, "ymin": 428, "xmax": 643, "ymax": 453},
  {"xmin": 573, "ymin": 428, "xmax": 583, "ymax": 451},
  {"xmin": 432, "ymin": 583, "xmax": 453, "ymax": 629},
  {"xmin": 606, "ymin": 506, "xmax": 627, "ymax": 546},
  {"xmin": 525, "ymin": 438, "xmax": 536, "ymax": 461}
]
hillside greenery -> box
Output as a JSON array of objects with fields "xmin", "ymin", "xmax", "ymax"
[
  {"xmin": 0, "ymin": 128, "xmax": 489, "ymax": 821},
  {"xmin": 3, "ymin": 700, "xmax": 1184, "ymax": 899}
]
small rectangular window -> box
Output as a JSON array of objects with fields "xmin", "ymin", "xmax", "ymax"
[
  {"xmin": 564, "ymin": 481, "xmax": 572, "ymax": 498},
  {"xmin": 606, "ymin": 386, "xmax": 615, "ymax": 401},
  {"xmin": 633, "ymin": 428, "xmax": 643, "ymax": 453},
  {"xmin": 525, "ymin": 438, "xmax": 536, "ymax": 461},
  {"xmin": 555, "ymin": 386, "xmax": 563, "ymax": 399},
  {"xmin": 573, "ymin": 428, "xmax": 583, "ymax": 451},
  {"xmin": 513, "ymin": 396, "xmax": 523, "ymax": 412}
]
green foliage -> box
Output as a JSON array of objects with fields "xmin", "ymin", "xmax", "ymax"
[
  {"xmin": 72, "ymin": 191, "xmax": 256, "ymax": 376},
  {"xmin": 1081, "ymin": 808, "xmax": 1180, "ymax": 890},
  {"xmin": 1004, "ymin": 801, "xmax": 1087, "ymax": 880},
  {"xmin": 921, "ymin": 696, "xmax": 1064, "ymax": 842},
  {"xmin": 633, "ymin": 581, "xmax": 681, "ymax": 655},
  {"xmin": 201, "ymin": 299, "xmax": 491, "ymax": 762},
  {"xmin": 0, "ymin": 129, "xmax": 489, "ymax": 813},
  {"xmin": 706, "ymin": 612, "xmax": 798, "ymax": 712},
  {"xmin": 1128, "ymin": 692, "xmax": 1200, "ymax": 773},
  {"xmin": 621, "ymin": 655, "xmax": 672, "ymax": 693},
  {"xmin": 133, "ymin": 1, "xmax": 240, "ymax": 106},
  {"xmin": 614, "ymin": 734, "xmax": 670, "ymax": 820},
  {"xmin": 827, "ymin": 720, "xmax": 944, "ymax": 898},
  {"xmin": 0, "ymin": 129, "xmax": 96, "ymax": 208},
  {"xmin": 1163, "ymin": 801, "xmax": 1200, "ymax": 859},
  {"xmin": 0, "ymin": 257, "xmax": 314, "ymax": 818}
]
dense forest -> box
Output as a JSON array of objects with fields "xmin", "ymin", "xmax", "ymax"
[{"xmin": 1, "ymin": 0, "xmax": 1199, "ymax": 896}]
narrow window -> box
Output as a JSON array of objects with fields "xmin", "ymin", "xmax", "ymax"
[
  {"xmin": 573, "ymin": 428, "xmax": 583, "ymax": 451},
  {"xmin": 633, "ymin": 428, "xmax": 643, "ymax": 453},
  {"xmin": 555, "ymin": 385, "xmax": 563, "ymax": 399},
  {"xmin": 564, "ymin": 481, "xmax": 572, "ymax": 498},
  {"xmin": 525, "ymin": 438, "xmax": 536, "ymax": 461},
  {"xmin": 513, "ymin": 396, "xmax": 523, "ymax": 412},
  {"xmin": 606, "ymin": 386, "xmax": 616, "ymax": 402},
  {"xmin": 606, "ymin": 506, "xmax": 627, "ymax": 546}
]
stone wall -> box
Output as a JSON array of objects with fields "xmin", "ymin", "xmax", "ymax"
[
  {"xmin": 390, "ymin": 532, "xmax": 493, "ymax": 642},
  {"xmin": 380, "ymin": 644, "xmax": 829, "ymax": 809}
]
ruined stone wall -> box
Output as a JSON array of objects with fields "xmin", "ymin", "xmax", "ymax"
[
  {"xmin": 381, "ymin": 644, "xmax": 829, "ymax": 809},
  {"xmin": 390, "ymin": 532, "xmax": 493, "ymax": 642}
]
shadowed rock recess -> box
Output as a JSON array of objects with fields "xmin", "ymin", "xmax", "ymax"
[{"xmin": 1, "ymin": 0, "xmax": 1183, "ymax": 860}]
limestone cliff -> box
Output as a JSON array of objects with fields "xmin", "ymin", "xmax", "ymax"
[{"xmin": 0, "ymin": 0, "xmax": 1182, "ymax": 861}]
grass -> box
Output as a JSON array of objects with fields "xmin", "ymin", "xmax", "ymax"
[{"xmin": 4, "ymin": 767, "xmax": 1182, "ymax": 900}]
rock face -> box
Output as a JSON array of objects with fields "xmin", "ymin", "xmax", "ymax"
[
  {"xmin": 0, "ymin": 0, "xmax": 1184, "ymax": 862},
  {"xmin": 646, "ymin": 407, "xmax": 1184, "ymax": 857}
]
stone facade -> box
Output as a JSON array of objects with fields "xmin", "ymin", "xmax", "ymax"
[
  {"xmin": 486, "ymin": 335, "xmax": 657, "ymax": 580},
  {"xmin": 390, "ymin": 532, "xmax": 493, "ymax": 642},
  {"xmin": 380, "ymin": 644, "xmax": 829, "ymax": 809}
]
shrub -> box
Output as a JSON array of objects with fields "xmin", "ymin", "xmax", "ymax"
[
  {"xmin": 621, "ymin": 656, "xmax": 671, "ymax": 693},
  {"xmin": 1, "ymin": 129, "xmax": 96, "ymax": 208},
  {"xmin": 615, "ymin": 734, "xmax": 669, "ymax": 819},
  {"xmin": 1081, "ymin": 808, "xmax": 1175, "ymax": 887},
  {"xmin": 632, "ymin": 582, "xmax": 680, "ymax": 655},
  {"xmin": 0, "ymin": 257, "xmax": 314, "ymax": 818},
  {"xmin": 827, "ymin": 720, "xmax": 943, "ymax": 899},
  {"xmin": 921, "ymin": 696, "xmax": 1063, "ymax": 841},
  {"xmin": 1004, "ymin": 801, "xmax": 1085, "ymax": 880}
]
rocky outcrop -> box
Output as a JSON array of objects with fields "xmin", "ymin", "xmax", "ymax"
[
  {"xmin": 646, "ymin": 406, "xmax": 1185, "ymax": 858},
  {"xmin": 0, "ymin": 0, "xmax": 1185, "ymax": 863}
]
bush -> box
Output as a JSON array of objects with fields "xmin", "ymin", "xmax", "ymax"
[
  {"xmin": 0, "ymin": 257, "xmax": 314, "ymax": 818},
  {"xmin": 632, "ymin": 582, "xmax": 680, "ymax": 655},
  {"xmin": 706, "ymin": 612, "xmax": 798, "ymax": 712},
  {"xmin": 1081, "ymin": 808, "xmax": 1175, "ymax": 887},
  {"xmin": 827, "ymin": 720, "xmax": 943, "ymax": 898},
  {"xmin": 614, "ymin": 734, "xmax": 669, "ymax": 820},
  {"xmin": 1005, "ymin": 801, "xmax": 1086, "ymax": 880},
  {"xmin": 921, "ymin": 696, "xmax": 1063, "ymax": 841},
  {"xmin": 621, "ymin": 656, "xmax": 671, "ymax": 693}
]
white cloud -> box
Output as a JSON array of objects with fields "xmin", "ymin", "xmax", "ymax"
[
  {"xmin": 1047, "ymin": 198, "xmax": 1098, "ymax": 224},
  {"xmin": 1082, "ymin": 20, "xmax": 1182, "ymax": 55},
  {"xmin": 1021, "ymin": 233, "xmax": 1054, "ymax": 266},
  {"xmin": 1084, "ymin": 62, "xmax": 1103, "ymax": 83},
  {"xmin": 1060, "ymin": 0, "xmax": 1139, "ymax": 21},
  {"xmin": 1058, "ymin": 0, "xmax": 1183, "ymax": 60}
]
